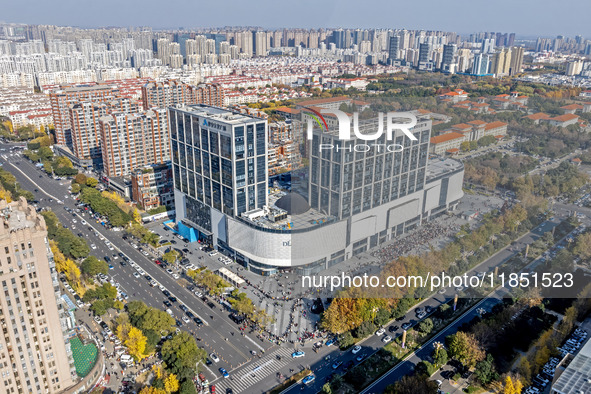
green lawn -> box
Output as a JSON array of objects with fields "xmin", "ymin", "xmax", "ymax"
[{"xmin": 70, "ymin": 337, "xmax": 98, "ymax": 377}]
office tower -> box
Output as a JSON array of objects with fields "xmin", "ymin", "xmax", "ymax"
[
  {"xmin": 141, "ymin": 81, "xmax": 225, "ymax": 110},
  {"xmin": 481, "ymin": 38, "xmax": 495, "ymax": 54},
  {"xmin": 388, "ymin": 36, "xmax": 399, "ymax": 64},
  {"xmin": 99, "ymin": 108, "xmax": 169, "ymax": 177},
  {"xmin": 170, "ymin": 105, "xmax": 268, "ymax": 219},
  {"xmin": 0, "ymin": 198, "xmax": 76, "ymax": 393},
  {"xmin": 69, "ymin": 98, "xmax": 139, "ymax": 166},
  {"xmin": 509, "ymin": 46, "xmax": 524, "ymax": 75},
  {"xmin": 308, "ymin": 115, "xmax": 430, "ymax": 220},
  {"xmin": 49, "ymin": 85, "xmax": 119, "ymax": 147},
  {"xmin": 441, "ymin": 44, "xmax": 457, "ymax": 72},
  {"xmin": 472, "ymin": 53, "xmax": 490, "ymax": 75}
]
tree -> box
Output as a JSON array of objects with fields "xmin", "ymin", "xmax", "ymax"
[
  {"xmin": 38, "ymin": 146, "xmax": 53, "ymax": 161},
  {"xmin": 384, "ymin": 374, "xmax": 439, "ymax": 394},
  {"xmin": 160, "ymin": 332, "xmax": 206, "ymax": 380},
  {"xmin": 71, "ymin": 183, "xmax": 81, "ymax": 194},
  {"xmin": 163, "ymin": 250, "xmax": 179, "ymax": 265},
  {"xmin": 75, "ymin": 173, "xmax": 87, "ymax": 185},
  {"xmin": 179, "ymin": 380, "xmax": 198, "ymax": 394},
  {"xmin": 139, "ymin": 388, "xmax": 166, "ymax": 394},
  {"xmin": 573, "ymin": 232, "xmax": 591, "ymax": 260},
  {"xmin": 132, "ymin": 209, "xmax": 142, "ymax": 224},
  {"xmin": 163, "ymin": 374, "xmax": 179, "ymax": 393},
  {"xmin": 418, "ymin": 318, "xmax": 434, "ymax": 335},
  {"xmin": 86, "ymin": 177, "xmax": 99, "ymax": 188},
  {"xmin": 447, "ymin": 331, "xmax": 485, "ymax": 368},
  {"xmin": 434, "ymin": 348, "xmax": 448, "ymax": 366},
  {"xmin": 514, "ymin": 379, "xmax": 523, "ymax": 394},
  {"xmin": 461, "ymin": 141, "xmax": 473, "ymax": 152},
  {"xmin": 80, "ymin": 256, "xmax": 108, "ymax": 277},
  {"xmin": 117, "ymin": 323, "xmax": 149, "ymax": 361},
  {"xmin": 321, "ymin": 383, "xmax": 332, "ymax": 394},
  {"xmin": 504, "ymin": 376, "xmax": 515, "ymax": 394},
  {"xmin": 474, "ymin": 354, "xmax": 498, "ymax": 385}
]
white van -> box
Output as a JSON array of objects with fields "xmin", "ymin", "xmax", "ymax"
[{"xmin": 120, "ymin": 355, "xmax": 134, "ymax": 365}]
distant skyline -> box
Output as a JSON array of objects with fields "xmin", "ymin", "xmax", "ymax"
[{"xmin": 1, "ymin": 0, "xmax": 589, "ymax": 38}]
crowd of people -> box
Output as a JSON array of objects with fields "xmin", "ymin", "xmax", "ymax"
[{"xmin": 371, "ymin": 221, "xmax": 460, "ymax": 263}]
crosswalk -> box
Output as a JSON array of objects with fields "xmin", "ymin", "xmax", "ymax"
[{"xmin": 212, "ymin": 347, "xmax": 299, "ymax": 393}]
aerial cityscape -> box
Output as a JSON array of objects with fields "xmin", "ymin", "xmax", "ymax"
[{"xmin": 0, "ymin": 2, "xmax": 590, "ymax": 394}]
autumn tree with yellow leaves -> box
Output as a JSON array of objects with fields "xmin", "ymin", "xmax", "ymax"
[{"xmin": 117, "ymin": 323, "xmax": 150, "ymax": 362}]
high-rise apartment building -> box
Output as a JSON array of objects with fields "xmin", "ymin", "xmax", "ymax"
[
  {"xmin": 49, "ymin": 85, "xmax": 119, "ymax": 147},
  {"xmin": 99, "ymin": 108, "xmax": 169, "ymax": 177},
  {"xmin": 490, "ymin": 48, "xmax": 511, "ymax": 76},
  {"xmin": 0, "ymin": 198, "xmax": 76, "ymax": 393},
  {"xmin": 141, "ymin": 81, "xmax": 225, "ymax": 110},
  {"xmin": 509, "ymin": 46, "xmax": 524, "ymax": 75},
  {"xmin": 69, "ymin": 98, "xmax": 139, "ymax": 166}
]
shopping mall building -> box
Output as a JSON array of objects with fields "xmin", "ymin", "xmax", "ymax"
[{"xmin": 169, "ymin": 104, "xmax": 464, "ymax": 275}]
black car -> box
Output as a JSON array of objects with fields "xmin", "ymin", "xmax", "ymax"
[
  {"xmin": 119, "ymin": 261, "xmax": 127, "ymax": 266},
  {"xmin": 425, "ymin": 306, "xmax": 433, "ymax": 313},
  {"xmin": 179, "ymin": 305, "xmax": 189, "ymax": 312},
  {"xmin": 388, "ymin": 325, "xmax": 399, "ymax": 332},
  {"xmin": 104, "ymin": 256, "xmax": 111, "ymax": 263},
  {"xmin": 193, "ymin": 317, "xmax": 204, "ymax": 326},
  {"xmin": 163, "ymin": 290, "xmax": 171, "ymax": 297},
  {"xmin": 186, "ymin": 311, "xmax": 194, "ymax": 318},
  {"xmin": 207, "ymin": 302, "xmax": 215, "ymax": 308},
  {"xmin": 163, "ymin": 300, "xmax": 172, "ymax": 307},
  {"xmin": 118, "ymin": 252, "xmax": 125, "ymax": 258},
  {"xmin": 169, "ymin": 296, "xmax": 177, "ymax": 303},
  {"xmin": 205, "ymin": 358, "xmax": 212, "ymax": 366},
  {"xmin": 175, "ymin": 319, "xmax": 182, "ymax": 327},
  {"xmin": 145, "ymin": 275, "xmax": 152, "ymax": 281}
]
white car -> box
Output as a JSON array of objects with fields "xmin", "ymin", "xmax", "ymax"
[
  {"xmin": 90, "ymin": 244, "xmax": 97, "ymax": 250},
  {"xmin": 182, "ymin": 316, "xmax": 190, "ymax": 323},
  {"xmin": 172, "ymin": 273, "xmax": 180, "ymax": 280},
  {"xmin": 375, "ymin": 328, "xmax": 385, "ymax": 336},
  {"xmin": 352, "ymin": 345, "xmax": 362, "ymax": 354},
  {"xmin": 72, "ymin": 218, "xmax": 77, "ymax": 223},
  {"xmin": 382, "ymin": 335, "xmax": 392, "ymax": 343},
  {"xmin": 81, "ymin": 219, "xmax": 87, "ymax": 225},
  {"xmin": 166, "ymin": 269, "xmax": 174, "ymax": 275},
  {"xmin": 159, "ymin": 285, "xmax": 166, "ymax": 291},
  {"xmin": 210, "ymin": 353, "xmax": 220, "ymax": 363}
]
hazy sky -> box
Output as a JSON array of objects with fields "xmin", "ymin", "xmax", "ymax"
[{"xmin": 2, "ymin": 0, "xmax": 589, "ymax": 38}]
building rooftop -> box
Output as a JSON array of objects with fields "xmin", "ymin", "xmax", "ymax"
[
  {"xmin": 552, "ymin": 339, "xmax": 591, "ymax": 394},
  {"xmin": 426, "ymin": 158, "xmax": 464, "ymax": 181},
  {"xmin": 0, "ymin": 198, "xmax": 42, "ymax": 234},
  {"xmin": 180, "ymin": 104, "xmax": 263, "ymax": 124}
]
